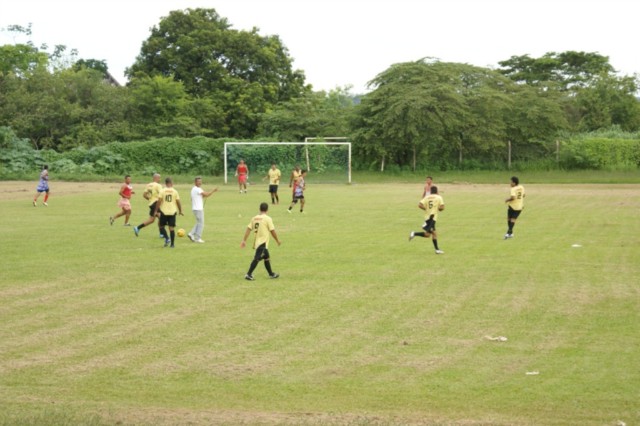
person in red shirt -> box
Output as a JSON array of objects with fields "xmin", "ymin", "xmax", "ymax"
[
  {"xmin": 235, "ymin": 159, "xmax": 249, "ymax": 193},
  {"xmin": 110, "ymin": 175, "xmax": 135, "ymax": 226}
]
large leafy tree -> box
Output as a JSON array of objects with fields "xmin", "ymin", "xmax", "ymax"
[
  {"xmin": 353, "ymin": 60, "xmax": 526, "ymax": 170},
  {"xmin": 127, "ymin": 74, "xmax": 224, "ymax": 139},
  {"xmin": 498, "ymin": 51, "xmax": 640, "ymax": 132},
  {"xmin": 574, "ymin": 74, "xmax": 640, "ymax": 132},
  {"xmin": 127, "ymin": 8, "xmax": 309, "ymax": 138},
  {"xmin": 257, "ymin": 87, "xmax": 355, "ymax": 141},
  {"xmin": 498, "ymin": 51, "xmax": 615, "ymax": 91}
]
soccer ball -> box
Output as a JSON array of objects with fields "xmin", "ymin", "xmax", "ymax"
[{"xmin": 177, "ymin": 228, "xmax": 185, "ymax": 237}]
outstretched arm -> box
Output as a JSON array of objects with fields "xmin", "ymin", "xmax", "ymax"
[{"xmin": 203, "ymin": 187, "xmax": 218, "ymax": 198}]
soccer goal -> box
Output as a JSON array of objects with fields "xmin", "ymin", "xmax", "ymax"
[{"xmin": 224, "ymin": 141, "xmax": 352, "ymax": 184}]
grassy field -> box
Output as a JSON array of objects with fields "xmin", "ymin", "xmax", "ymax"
[{"xmin": 1, "ymin": 175, "xmax": 639, "ymax": 425}]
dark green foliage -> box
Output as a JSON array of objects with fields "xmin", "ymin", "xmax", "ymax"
[
  {"xmin": 559, "ymin": 133, "xmax": 640, "ymax": 169},
  {"xmin": 127, "ymin": 8, "xmax": 309, "ymax": 138},
  {"xmin": 0, "ymin": 135, "xmax": 226, "ymax": 178},
  {"xmin": 227, "ymin": 143, "xmax": 349, "ymax": 175}
]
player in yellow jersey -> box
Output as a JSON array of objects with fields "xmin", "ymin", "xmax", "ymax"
[
  {"xmin": 409, "ymin": 185, "xmax": 445, "ymax": 254},
  {"xmin": 262, "ymin": 163, "xmax": 282, "ymax": 204},
  {"xmin": 133, "ymin": 173, "xmax": 163, "ymax": 237},
  {"xmin": 240, "ymin": 202, "xmax": 281, "ymax": 281},
  {"xmin": 289, "ymin": 164, "xmax": 301, "ymax": 198},
  {"xmin": 504, "ymin": 176, "xmax": 525, "ymax": 239},
  {"xmin": 154, "ymin": 177, "xmax": 184, "ymax": 248}
]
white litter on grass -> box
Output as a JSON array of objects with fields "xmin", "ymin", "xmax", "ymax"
[
  {"xmin": 525, "ymin": 371, "xmax": 540, "ymax": 375},
  {"xmin": 484, "ymin": 335, "xmax": 508, "ymax": 342},
  {"xmin": 571, "ymin": 244, "xmax": 582, "ymax": 248}
]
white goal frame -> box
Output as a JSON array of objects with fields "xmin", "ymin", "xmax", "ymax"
[{"xmin": 224, "ymin": 141, "xmax": 352, "ymax": 184}]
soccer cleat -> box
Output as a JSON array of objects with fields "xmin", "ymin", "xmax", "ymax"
[
  {"xmin": 435, "ymin": 249, "xmax": 444, "ymax": 254},
  {"xmin": 43, "ymin": 202, "xmax": 48, "ymax": 206},
  {"xmin": 245, "ymin": 274, "xmax": 255, "ymax": 281},
  {"xmin": 133, "ymin": 226, "xmax": 139, "ymax": 237},
  {"xmin": 160, "ymin": 234, "xmax": 164, "ymax": 239},
  {"xmin": 408, "ymin": 232, "xmax": 415, "ymax": 241},
  {"xmin": 287, "ymin": 209, "xmax": 292, "ymax": 214},
  {"xmin": 187, "ymin": 233, "xmax": 194, "ymax": 242},
  {"xmin": 269, "ymin": 273, "xmax": 280, "ymax": 279},
  {"xmin": 164, "ymin": 238, "xmax": 170, "ymax": 247},
  {"xmin": 196, "ymin": 239, "xmax": 205, "ymax": 243},
  {"xmin": 109, "ymin": 216, "xmax": 114, "ymax": 226},
  {"xmin": 124, "ymin": 223, "xmax": 131, "ymax": 227},
  {"xmin": 504, "ymin": 233, "xmax": 513, "ymax": 239},
  {"xmin": 170, "ymin": 244, "xmax": 175, "ymax": 248}
]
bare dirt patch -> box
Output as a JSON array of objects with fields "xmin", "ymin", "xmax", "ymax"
[{"xmin": 0, "ymin": 181, "xmax": 115, "ymax": 201}]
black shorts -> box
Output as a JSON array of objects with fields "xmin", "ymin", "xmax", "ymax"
[
  {"xmin": 148, "ymin": 201, "xmax": 158, "ymax": 217},
  {"xmin": 159, "ymin": 213, "xmax": 177, "ymax": 228},
  {"xmin": 291, "ymin": 194, "xmax": 304, "ymax": 203},
  {"xmin": 269, "ymin": 184, "xmax": 279, "ymax": 193},
  {"xmin": 253, "ymin": 243, "xmax": 270, "ymax": 262},
  {"xmin": 422, "ymin": 218, "xmax": 436, "ymax": 233},
  {"xmin": 508, "ymin": 207, "xmax": 522, "ymax": 220}
]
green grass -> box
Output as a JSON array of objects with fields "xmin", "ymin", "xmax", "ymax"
[{"xmin": 1, "ymin": 176, "xmax": 639, "ymax": 425}]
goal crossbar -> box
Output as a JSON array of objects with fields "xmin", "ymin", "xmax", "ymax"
[{"xmin": 224, "ymin": 142, "xmax": 352, "ymax": 184}]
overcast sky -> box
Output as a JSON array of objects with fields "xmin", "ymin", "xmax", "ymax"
[{"xmin": 1, "ymin": 0, "xmax": 638, "ymax": 93}]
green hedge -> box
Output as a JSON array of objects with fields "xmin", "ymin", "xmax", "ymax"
[{"xmin": 560, "ymin": 137, "xmax": 640, "ymax": 169}]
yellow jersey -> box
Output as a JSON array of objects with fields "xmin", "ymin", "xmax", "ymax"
[
  {"xmin": 158, "ymin": 187, "xmax": 180, "ymax": 215},
  {"xmin": 268, "ymin": 168, "xmax": 281, "ymax": 185},
  {"xmin": 508, "ymin": 185, "xmax": 525, "ymax": 210},
  {"xmin": 420, "ymin": 194, "xmax": 444, "ymax": 221},
  {"xmin": 145, "ymin": 182, "xmax": 163, "ymax": 206},
  {"xmin": 248, "ymin": 213, "xmax": 275, "ymax": 249}
]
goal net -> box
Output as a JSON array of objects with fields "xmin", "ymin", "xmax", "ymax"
[{"xmin": 224, "ymin": 141, "xmax": 351, "ymax": 184}]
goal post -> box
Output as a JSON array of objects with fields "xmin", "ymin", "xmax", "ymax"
[{"xmin": 224, "ymin": 141, "xmax": 352, "ymax": 184}]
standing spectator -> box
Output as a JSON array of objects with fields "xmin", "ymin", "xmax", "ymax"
[
  {"xmin": 33, "ymin": 165, "xmax": 50, "ymax": 206},
  {"xmin": 155, "ymin": 177, "xmax": 184, "ymax": 248},
  {"xmin": 235, "ymin": 159, "xmax": 249, "ymax": 193},
  {"xmin": 409, "ymin": 185, "xmax": 445, "ymax": 254},
  {"xmin": 262, "ymin": 163, "xmax": 282, "ymax": 204},
  {"xmin": 110, "ymin": 175, "xmax": 135, "ymax": 226},
  {"xmin": 504, "ymin": 176, "xmax": 525, "ymax": 239},
  {"xmin": 134, "ymin": 173, "xmax": 163, "ymax": 237},
  {"xmin": 287, "ymin": 169, "xmax": 307, "ymax": 213},
  {"xmin": 240, "ymin": 202, "xmax": 281, "ymax": 281},
  {"xmin": 188, "ymin": 176, "xmax": 218, "ymax": 243}
]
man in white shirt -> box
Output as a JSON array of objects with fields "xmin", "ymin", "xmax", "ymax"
[{"xmin": 188, "ymin": 176, "xmax": 218, "ymax": 243}]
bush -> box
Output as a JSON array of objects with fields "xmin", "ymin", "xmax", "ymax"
[{"xmin": 560, "ymin": 137, "xmax": 640, "ymax": 169}]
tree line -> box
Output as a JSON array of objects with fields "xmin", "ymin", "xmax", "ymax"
[{"xmin": 1, "ymin": 8, "xmax": 639, "ymax": 174}]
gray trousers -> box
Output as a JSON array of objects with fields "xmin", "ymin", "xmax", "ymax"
[{"xmin": 190, "ymin": 210, "xmax": 204, "ymax": 239}]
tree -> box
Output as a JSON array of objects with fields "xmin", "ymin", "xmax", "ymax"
[
  {"xmin": 257, "ymin": 87, "xmax": 355, "ymax": 141},
  {"xmin": 574, "ymin": 74, "xmax": 640, "ymax": 132},
  {"xmin": 498, "ymin": 51, "xmax": 615, "ymax": 91},
  {"xmin": 127, "ymin": 8, "xmax": 309, "ymax": 138},
  {"xmin": 127, "ymin": 74, "xmax": 220, "ymax": 138},
  {"xmin": 353, "ymin": 60, "xmax": 524, "ymax": 171}
]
